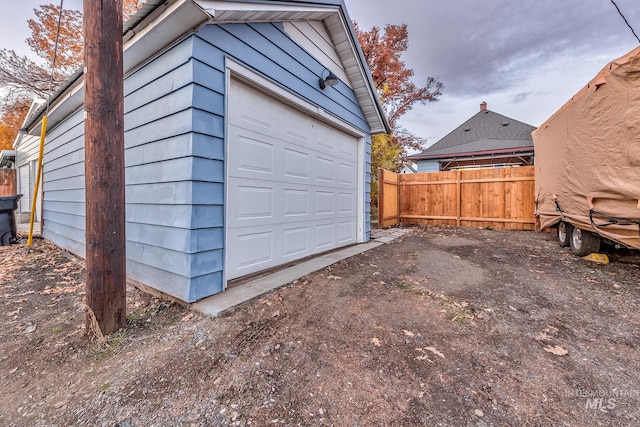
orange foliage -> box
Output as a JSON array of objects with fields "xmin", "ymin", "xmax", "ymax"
[
  {"xmin": 0, "ymin": 1, "xmax": 147, "ymax": 150},
  {"xmin": 0, "ymin": 98, "xmax": 30, "ymax": 151},
  {"xmin": 354, "ymin": 22, "xmax": 443, "ymax": 152},
  {"xmin": 123, "ymin": 0, "xmax": 147, "ymax": 21},
  {"xmin": 27, "ymin": 4, "xmax": 83, "ymax": 76}
]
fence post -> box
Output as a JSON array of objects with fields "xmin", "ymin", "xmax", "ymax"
[
  {"xmin": 397, "ymin": 171, "xmax": 401, "ymax": 226},
  {"xmin": 377, "ymin": 168, "xmax": 383, "ymax": 228},
  {"xmin": 456, "ymin": 170, "xmax": 462, "ymax": 226}
]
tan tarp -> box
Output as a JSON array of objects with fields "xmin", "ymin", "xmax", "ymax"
[{"xmin": 533, "ymin": 45, "xmax": 640, "ymax": 249}]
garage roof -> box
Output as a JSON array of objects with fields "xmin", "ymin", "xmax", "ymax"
[{"xmin": 23, "ymin": 0, "xmax": 389, "ymax": 135}]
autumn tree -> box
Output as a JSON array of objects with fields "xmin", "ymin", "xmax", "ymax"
[
  {"xmin": 28, "ymin": 4, "xmax": 83, "ymax": 76},
  {"xmin": 0, "ymin": 1, "xmax": 146, "ymax": 150},
  {"xmin": 0, "ymin": 99, "xmax": 30, "ymax": 151},
  {"xmin": 123, "ymin": 0, "xmax": 146, "ymax": 21},
  {"xmin": 354, "ymin": 23, "xmax": 443, "ymax": 205}
]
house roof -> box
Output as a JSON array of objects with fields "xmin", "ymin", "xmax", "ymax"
[
  {"xmin": 409, "ymin": 106, "xmax": 536, "ymax": 161},
  {"xmin": 23, "ymin": 0, "xmax": 389, "ymax": 135},
  {"xmin": 400, "ymin": 162, "xmax": 417, "ymax": 173},
  {"xmin": 0, "ymin": 150, "xmax": 16, "ymax": 168},
  {"xmin": 13, "ymin": 99, "xmax": 45, "ymax": 149}
]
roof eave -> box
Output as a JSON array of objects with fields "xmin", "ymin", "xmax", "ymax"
[
  {"xmin": 410, "ymin": 146, "xmax": 534, "ymax": 161},
  {"xmin": 199, "ymin": 0, "xmax": 389, "ymax": 133},
  {"xmin": 23, "ymin": 0, "xmax": 389, "ymax": 135},
  {"xmin": 23, "ymin": 0, "xmax": 211, "ymax": 134}
]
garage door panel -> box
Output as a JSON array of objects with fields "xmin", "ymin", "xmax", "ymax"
[
  {"xmin": 235, "ymin": 186, "xmax": 273, "ymax": 220},
  {"xmin": 236, "ymin": 231, "xmax": 273, "ymax": 269},
  {"xmin": 316, "ymin": 191, "xmax": 334, "ymax": 215},
  {"xmin": 227, "ymin": 78, "xmax": 358, "ymax": 280},
  {"xmin": 339, "ymin": 193, "xmax": 355, "ymax": 214},
  {"xmin": 339, "ymin": 221, "xmax": 355, "ymax": 243},
  {"xmin": 284, "ymin": 148, "xmax": 309, "ymax": 179},
  {"xmin": 285, "ymin": 130, "xmax": 308, "ymax": 145},
  {"xmin": 316, "ymin": 157, "xmax": 336, "ymax": 182},
  {"xmin": 235, "ymin": 136, "xmax": 274, "ymax": 174},
  {"xmin": 283, "ymin": 227, "xmax": 308, "ymax": 257},
  {"xmin": 231, "ymin": 179, "xmax": 354, "ymax": 222},
  {"xmin": 284, "ymin": 189, "xmax": 309, "ymax": 217},
  {"xmin": 236, "ymin": 113, "xmax": 273, "ymax": 132},
  {"xmin": 315, "ymin": 223, "xmax": 334, "ymax": 250},
  {"xmin": 339, "ymin": 163, "xmax": 356, "ymax": 186}
]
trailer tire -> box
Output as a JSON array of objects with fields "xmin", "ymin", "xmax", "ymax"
[
  {"xmin": 556, "ymin": 221, "xmax": 572, "ymax": 248},
  {"xmin": 570, "ymin": 227, "xmax": 601, "ymax": 257}
]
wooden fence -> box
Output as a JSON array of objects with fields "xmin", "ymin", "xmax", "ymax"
[
  {"xmin": 378, "ymin": 166, "xmax": 536, "ymax": 230},
  {"xmin": 0, "ymin": 169, "xmax": 16, "ymax": 196}
]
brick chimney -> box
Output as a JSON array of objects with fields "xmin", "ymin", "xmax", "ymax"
[{"xmin": 480, "ymin": 101, "xmax": 487, "ymax": 111}]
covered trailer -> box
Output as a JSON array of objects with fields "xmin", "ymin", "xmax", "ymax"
[{"xmin": 533, "ymin": 46, "xmax": 640, "ymax": 256}]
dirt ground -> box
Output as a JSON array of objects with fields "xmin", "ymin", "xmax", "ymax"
[{"xmin": 1, "ymin": 226, "xmax": 639, "ymax": 426}]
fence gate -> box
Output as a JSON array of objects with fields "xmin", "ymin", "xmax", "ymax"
[
  {"xmin": 0, "ymin": 169, "xmax": 16, "ymax": 196},
  {"xmin": 378, "ymin": 169, "xmax": 400, "ymax": 228},
  {"xmin": 378, "ymin": 166, "xmax": 536, "ymax": 230}
]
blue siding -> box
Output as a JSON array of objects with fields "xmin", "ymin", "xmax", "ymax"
[
  {"xmin": 417, "ymin": 160, "xmax": 440, "ymax": 173},
  {"xmin": 42, "ymin": 108, "xmax": 86, "ymax": 255},
  {"xmin": 195, "ymin": 24, "xmax": 369, "ymax": 132},
  {"xmin": 42, "ymin": 36, "xmax": 226, "ymax": 301},
  {"xmin": 42, "ymin": 19, "xmax": 373, "ymax": 302},
  {"xmin": 364, "ymin": 134, "xmax": 372, "ymax": 241}
]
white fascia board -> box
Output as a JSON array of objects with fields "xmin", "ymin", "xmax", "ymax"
[
  {"xmin": 327, "ymin": 11, "xmax": 387, "ymax": 134},
  {"xmin": 195, "ymin": 1, "xmax": 334, "ymax": 20},
  {"xmin": 15, "ymin": 99, "xmax": 45, "ymax": 143},
  {"xmin": 123, "ymin": 0, "xmax": 210, "ymax": 73},
  {"xmin": 26, "ymin": 78, "xmax": 84, "ymax": 137}
]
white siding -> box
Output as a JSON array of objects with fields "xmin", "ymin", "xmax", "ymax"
[{"xmin": 14, "ymin": 134, "xmax": 42, "ymax": 220}]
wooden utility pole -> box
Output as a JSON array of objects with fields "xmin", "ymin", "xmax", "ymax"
[{"xmin": 83, "ymin": 0, "xmax": 126, "ymax": 335}]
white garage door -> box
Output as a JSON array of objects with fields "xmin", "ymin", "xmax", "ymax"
[
  {"xmin": 18, "ymin": 164, "xmax": 31, "ymax": 213},
  {"xmin": 226, "ymin": 78, "xmax": 359, "ymax": 280}
]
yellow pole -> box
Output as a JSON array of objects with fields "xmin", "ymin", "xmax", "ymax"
[{"xmin": 27, "ymin": 115, "xmax": 47, "ymax": 247}]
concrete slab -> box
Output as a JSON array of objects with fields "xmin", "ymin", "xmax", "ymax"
[
  {"xmin": 192, "ymin": 229, "xmax": 418, "ymax": 317},
  {"xmin": 17, "ymin": 222, "xmax": 41, "ymax": 235}
]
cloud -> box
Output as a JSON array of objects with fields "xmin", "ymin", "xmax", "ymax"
[
  {"xmin": 511, "ymin": 92, "xmax": 532, "ymax": 104},
  {"xmin": 347, "ymin": 0, "xmax": 640, "ymax": 97}
]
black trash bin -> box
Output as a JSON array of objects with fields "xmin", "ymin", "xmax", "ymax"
[{"xmin": 0, "ymin": 194, "xmax": 22, "ymax": 246}]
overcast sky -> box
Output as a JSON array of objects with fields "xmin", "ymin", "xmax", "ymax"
[
  {"xmin": 2, "ymin": 0, "xmax": 639, "ymax": 149},
  {"xmin": 344, "ymin": 0, "xmax": 640, "ymax": 148}
]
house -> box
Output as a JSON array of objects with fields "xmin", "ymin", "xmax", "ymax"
[
  {"xmin": 409, "ymin": 102, "xmax": 536, "ymax": 172},
  {"xmin": 14, "ymin": 99, "xmax": 46, "ymax": 223},
  {"xmin": 0, "ymin": 150, "xmax": 15, "ymax": 169},
  {"xmin": 20, "ymin": 0, "xmax": 388, "ymax": 303},
  {"xmin": 399, "ymin": 161, "xmax": 417, "ymax": 174}
]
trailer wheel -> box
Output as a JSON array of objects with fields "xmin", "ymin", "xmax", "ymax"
[
  {"xmin": 570, "ymin": 227, "xmax": 601, "ymax": 257},
  {"xmin": 556, "ymin": 221, "xmax": 572, "ymax": 248}
]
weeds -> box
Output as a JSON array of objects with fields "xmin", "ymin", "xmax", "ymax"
[
  {"xmin": 92, "ymin": 331, "xmax": 129, "ymax": 360},
  {"xmin": 126, "ymin": 312, "xmax": 142, "ymax": 323}
]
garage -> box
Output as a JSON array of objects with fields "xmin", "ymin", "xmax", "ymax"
[
  {"xmin": 23, "ymin": 0, "xmax": 389, "ymax": 302},
  {"xmin": 226, "ymin": 78, "xmax": 360, "ymax": 280}
]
